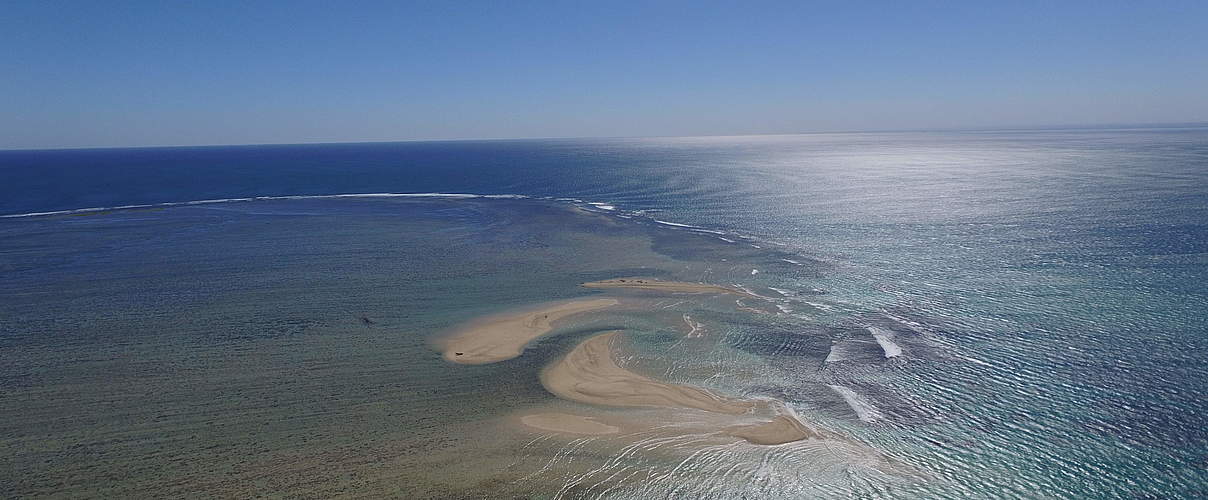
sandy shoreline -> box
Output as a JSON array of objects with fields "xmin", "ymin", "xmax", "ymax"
[
  {"xmin": 540, "ymin": 332, "xmax": 813, "ymax": 445},
  {"xmin": 438, "ymin": 298, "xmax": 619, "ymax": 364},
  {"xmin": 582, "ymin": 278, "xmax": 759, "ymax": 298}
]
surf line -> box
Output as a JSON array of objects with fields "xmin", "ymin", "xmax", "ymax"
[{"xmin": 0, "ymin": 192, "xmax": 535, "ymax": 218}]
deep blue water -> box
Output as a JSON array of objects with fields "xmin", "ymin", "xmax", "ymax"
[
  {"xmin": 2, "ymin": 127, "xmax": 1207, "ymax": 498},
  {"xmin": 6, "ymin": 128, "xmax": 1202, "ymax": 224}
]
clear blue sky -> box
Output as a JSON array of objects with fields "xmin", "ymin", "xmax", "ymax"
[{"xmin": 3, "ymin": 0, "xmax": 1206, "ymax": 149}]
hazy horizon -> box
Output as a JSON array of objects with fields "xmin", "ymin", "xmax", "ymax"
[
  {"xmin": 3, "ymin": 120, "xmax": 1208, "ymax": 152},
  {"xmin": 4, "ymin": 1, "xmax": 1207, "ymax": 149}
]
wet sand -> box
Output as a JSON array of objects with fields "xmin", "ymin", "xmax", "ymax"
[
  {"xmin": 540, "ymin": 332, "xmax": 813, "ymax": 445},
  {"xmin": 582, "ymin": 278, "xmax": 759, "ymax": 298},
  {"xmin": 725, "ymin": 414, "xmax": 818, "ymax": 445},
  {"xmin": 438, "ymin": 298, "xmax": 619, "ymax": 364}
]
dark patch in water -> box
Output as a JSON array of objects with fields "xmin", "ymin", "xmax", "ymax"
[
  {"xmin": 643, "ymin": 226, "xmax": 828, "ymax": 277},
  {"xmin": 574, "ymin": 268, "xmax": 674, "ymax": 283},
  {"xmin": 637, "ymin": 329, "xmax": 683, "ymax": 345},
  {"xmin": 726, "ymin": 324, "xmax": 836, "ymax": 358},
  {"xmin": 843, "ymin": 382, "xmax": 946, "ymax": 426},
  {"xmin": 751, "ymin": 381, "xmax": 942, "ymax": 427}
]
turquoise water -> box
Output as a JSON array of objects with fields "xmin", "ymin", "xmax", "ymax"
[{"xmin": 2, "ymin": 128, "xmax": 1206, "ymax": 498}]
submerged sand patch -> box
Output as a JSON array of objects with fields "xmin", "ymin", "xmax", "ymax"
[
  {"xmin": 438, "ymin": 298, "xmax": 619, "ymax": 364},
  {"xmin": 541, "ymin": 332, "xmax": 813, "ymax": 445},
  {"xmin": 519, "ymin": 412, "xmax": 620, "ymax": 435}
]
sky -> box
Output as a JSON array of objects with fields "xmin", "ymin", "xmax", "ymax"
[{"xmin": 2, "ymin": 0, "xmax": 1207, "ymax": 149}]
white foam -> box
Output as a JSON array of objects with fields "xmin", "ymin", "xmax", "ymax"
[
  {"xmin": 823, "ymin": 342, "xmax": 848, "ymax": 363},
  {"xmin": 732, "ymin": 285, "xmax": 766, "ymax": 299},
  {"xmin": 803, "ymin": 301, "xmax": 835, "ymax": 312},
  {"xmin": 587, "ymin": 202, "xmax": 616, "ymax": 210},
  {"xmin": 331, "ymin": 192, "xmax": 485, "ymax": 199},
  {"xmin": 956, "ymin": 353, "xmax": 992, "ymax": 366},
  {"xmin": 750, "ymin": 269, "xmax": 759, "ymax": 275},
  {"xmin": 183, "ymin": 197, "xmax": 257, "ymax": 204},
  {"xmin": 780, "ymin": 258, "xmax": 803, "ymax": 265},
  {"xmin": 867, "ymin": 326, "xmax": 903, "ymax": 358},
  {"xmin": 652, "ymin": 217, "xmax": 705, "ymax": 227},
  {"xmin": 682, "ymin": 314, "xmax": 704, "ymax": 338},
  {"xmin": 880, "ymin": 311, "xmax": 929, "ymax": 332},
  {"xmin": 827, "ymin": 385, "xmax": 885, "ymax": 423},
  {"xmin": 0, "ymin": 192, "xmax": 534, "ymax": 218},
  {"xmin": 652, "ymin": 219, "xmax": 698, "ymax": 228},
  {"xmin": 767, "ymin": 287, "xmax": 794, "ymax": 297}
]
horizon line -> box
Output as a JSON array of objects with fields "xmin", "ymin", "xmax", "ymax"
[{"xmin": 3, "ymin": 120, "xmax": 1206, "ymax": 153}]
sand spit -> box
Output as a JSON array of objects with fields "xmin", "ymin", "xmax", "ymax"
[
  {"xmin": 725, "ymin": 415, "xmax": 817, "ymax": 445},
  {"xmin": 439, "ymin": 298, "xmax": 619, "ymax": 364},
  {"xmin": 519, "ymin": 413, "xmax": 620, "ymax": 435},
  {"xmin": 542, "ymin": 332, "xmax": 755, "ymax": 414},
  {"xmin": 582, "ymin": 278, "xmax": 759, "ymax": 299},
  {"xmin": 541, "ymin": 332, "xmax": 813, "ymax": 445}
]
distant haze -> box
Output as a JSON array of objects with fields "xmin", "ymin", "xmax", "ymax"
[{"xmin": 3, "ymin": 0, "xmax": 1206, "ymax": 149}]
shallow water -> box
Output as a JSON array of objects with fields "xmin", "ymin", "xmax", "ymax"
[{"xmin": 2, "ymin": 128, "xmax": 1207, "ymax": 498}]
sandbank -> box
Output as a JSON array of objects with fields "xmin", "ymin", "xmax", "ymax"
[
  {"xmin": 541, "ymin": 332, "xmax": 815, "ymax": 445},
  {"xmin": 582, "ymin": 278, "xmax": 759, "ymax": 298},
  {"xmin": 439, "ymin": 298, "xmax": 619, "ymax": 364},
  {"xmin": 541, "ymin": 332, "xmax": 756, "ymax": 414}
]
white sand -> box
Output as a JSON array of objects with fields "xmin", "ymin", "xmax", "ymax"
[{"xmin": 438, "ymin": 298, "xmax": 619, "ymax": 364}]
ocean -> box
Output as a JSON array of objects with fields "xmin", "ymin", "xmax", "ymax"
[{"xmin": 2, "ymin": 128, "xmax": 1206, "ymax": 498}]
